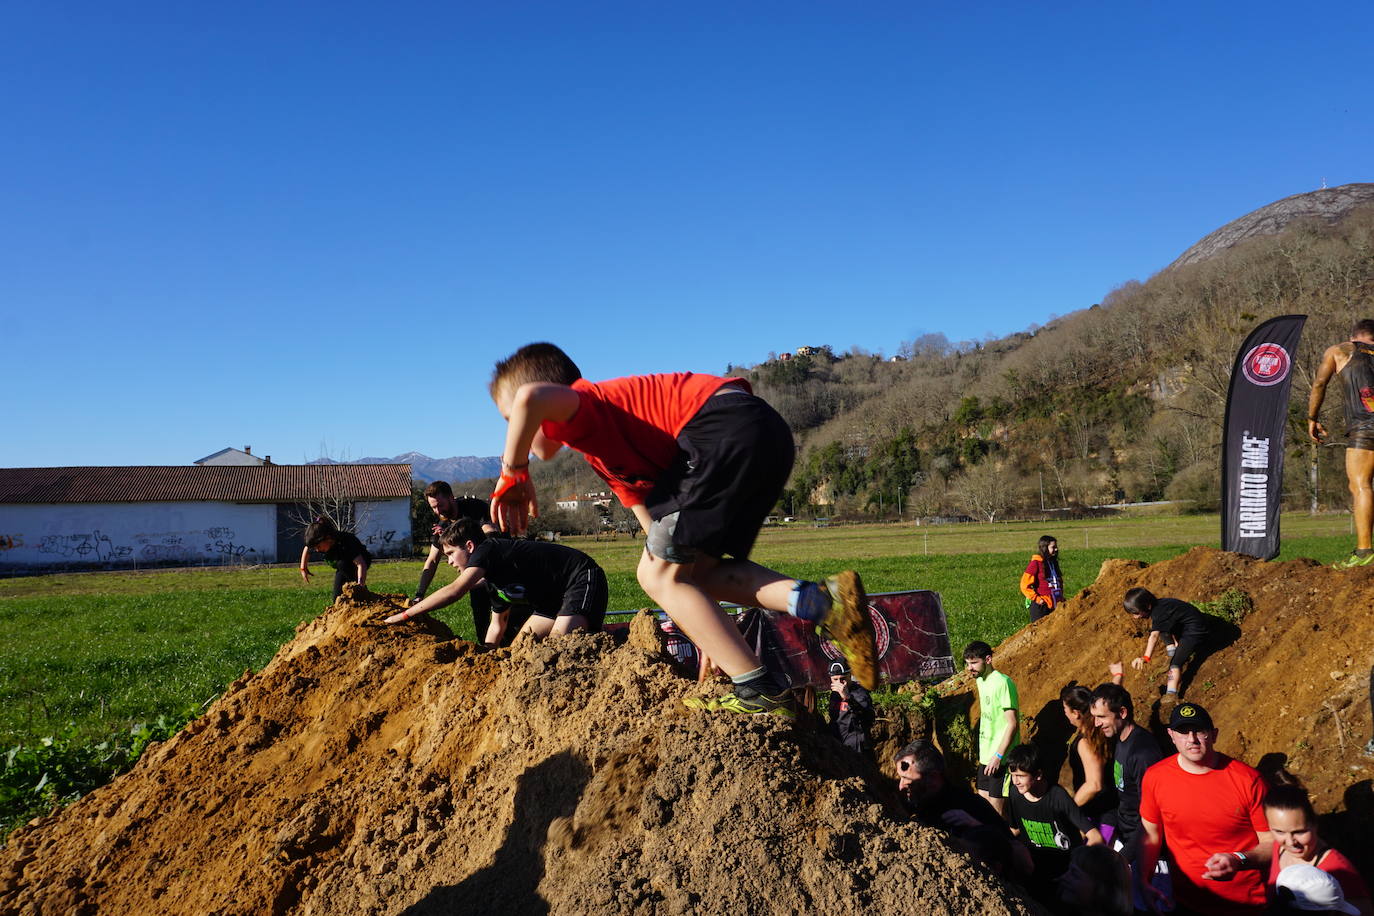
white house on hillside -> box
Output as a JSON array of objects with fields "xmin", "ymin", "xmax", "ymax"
[{"xmin": 0, "ymin": 464, "xmax": 413, "ymax": 573}]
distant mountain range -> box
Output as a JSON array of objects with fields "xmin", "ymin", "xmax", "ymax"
[{"xmin": 308, "ymin": 452, "xmax": 500, "ymax": 485}]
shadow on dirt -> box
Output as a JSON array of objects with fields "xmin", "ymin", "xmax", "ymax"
[{"xmin": 401, "ymin": 751, "xmax": 589, "ymax": 916}]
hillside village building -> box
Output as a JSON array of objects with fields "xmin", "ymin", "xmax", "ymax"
[
  {"xmin": 555, "ymin": 491, "xmax": 614, "ymax": 511},
  {"xmin": 0, "ymin": 464, "xmax": 412, "ymax": 574}
]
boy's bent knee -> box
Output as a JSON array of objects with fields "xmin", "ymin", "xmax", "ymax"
[
  {"xmin": 637, "ymin": 549, "xmax": 696, "ymax": 597},
  {"xmin": 636, "ymin": 551, "xmax": 668, "ymax": 597}
]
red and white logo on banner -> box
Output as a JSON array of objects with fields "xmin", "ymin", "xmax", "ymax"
[{"xmin": 1241, "ymin": 343, "xmax": 1292, "ymax": 387}]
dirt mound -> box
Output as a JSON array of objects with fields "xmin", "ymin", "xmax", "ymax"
[
  {"xmin": 0, "ymin": 586, "xmax": 1036, "ymax": 916},
  {"xmin": 951, "ymin": 547, "xmax": 1374, "ymax": 873}
]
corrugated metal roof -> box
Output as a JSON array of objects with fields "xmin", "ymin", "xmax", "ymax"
[{"xmin": 0, "ymin": 465, "xmax": 413, "ymax": 504}]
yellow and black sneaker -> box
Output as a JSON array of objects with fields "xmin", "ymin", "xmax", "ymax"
[
  {"xmin": 1334, "ymin": 551, "xmax": 1374, "ymax": 569},
  {"xmin": 683, "ymin": 689, "xmax": 798, "ymax": 718},
  {"xmin": 817, "ymin": 571, "xmax": 879, "ymax": 690}
]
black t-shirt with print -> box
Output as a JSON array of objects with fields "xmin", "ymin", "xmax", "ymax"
[
  {"xmin": 466, "ymin": 538, "xmax": 599, "ymax": 614},
  {"xmin": 1007, "ymin": 783, "xmax": 1094, "ymax": 852}
]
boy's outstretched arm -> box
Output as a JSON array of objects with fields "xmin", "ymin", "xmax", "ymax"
[
  {"xmin": 386, "ymin": 566, "xmax": 484, "ymax": 624},
  {"xmin": 493, "ymin": 383, "xmax": 580, "ymax": 535}
]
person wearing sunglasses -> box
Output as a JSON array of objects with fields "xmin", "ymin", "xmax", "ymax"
[{"xmin": 895, "ymin": 740, "xmax": 1023, "ymax": 876}]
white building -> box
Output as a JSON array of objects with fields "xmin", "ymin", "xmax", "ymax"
[
  {"xmin": 194, "ymin": 446, "xmax": 271, "ymax": 466},
  {"xmin": 0, "ymin": 464, "xmax": 413, "ymax": 573}
]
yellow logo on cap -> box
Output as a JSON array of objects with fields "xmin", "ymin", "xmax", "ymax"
[{"xmin": 1180, "ymin": 705, "xmax": 1196, "ymax": 717}]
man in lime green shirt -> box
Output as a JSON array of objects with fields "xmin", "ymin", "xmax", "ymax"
[{"xmin": 965, "ymin": 640, "xmax": 1021, "ymax": 816}]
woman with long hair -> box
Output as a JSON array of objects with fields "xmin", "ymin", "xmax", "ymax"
[
  {"xmin": 1020, "ymin": 534, "xmax": 1063, "ymax": 622},
  {"xmin": 1059, "ymin": 684, "xmax": 1117, "ymax": 843}
]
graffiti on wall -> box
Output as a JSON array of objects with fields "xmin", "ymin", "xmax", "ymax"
[
  {"xmin": 365, "ymin": 530, "xmax": 397, "ymax": 548},
  {"xmin": 37, "ymin": 531, "xmax": 134, "ymax": 562},
  {"xmin": 139, "ymin": 544, "xmax": 201, "ymax": 562},
  {"xmin": 208, "ymin": 539, "xmax": 255, "ymax": 559},
  {"xmin": 10, "ymin": 525, "xmax": 264, "ymax": 567}
]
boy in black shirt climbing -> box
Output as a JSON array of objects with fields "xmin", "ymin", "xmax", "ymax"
[
  {"xmin": 299, "ymin": 517, "xmax": 371, "ymax": 600},
  {"xmin": 1124, "ymin": 587, "xmax": 1212, "ymax": 705},
  {"xmin": 385, "ymin": 518, "xmax": 607, "ymax": 642}
]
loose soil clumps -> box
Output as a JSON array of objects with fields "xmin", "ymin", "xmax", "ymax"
[{"xmin": 0, "ymin": 585, "xmax": 1036, "ymax": 916}]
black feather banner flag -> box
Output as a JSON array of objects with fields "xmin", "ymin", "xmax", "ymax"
[{"xmin": 1221, "ymin": 314, "xmax": 1306, "ymax": 559}]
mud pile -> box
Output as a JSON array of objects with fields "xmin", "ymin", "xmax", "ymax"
[
  {"xmin": 0, "ymin": 586, "xmax": 1035, "ymax": 916},
  {"xmin": 953, "ymin": 547, "xmax": 1374, "ymax": 873}
]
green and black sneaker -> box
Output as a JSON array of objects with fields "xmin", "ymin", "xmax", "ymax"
[{"xmin": 1334, "ymin": 551, "xmax": 1374, "ymax": 569}]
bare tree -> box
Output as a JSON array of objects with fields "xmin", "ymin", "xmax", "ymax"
[{"xmin": 951, "ymin": 461, "xmax": 1021, "ymax": 523}]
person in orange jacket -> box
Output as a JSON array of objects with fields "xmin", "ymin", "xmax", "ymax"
[{"xmin": 1020, "ymin": 535, "xmax": 1062, "ymax": 622}]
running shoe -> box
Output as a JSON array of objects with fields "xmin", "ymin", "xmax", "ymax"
[
  {"xmin": 683, "ymin": 690, "xmax": 797, "ymax": 718},
  {"xmin": 1363, "ymin": 738, "xmax": 1374, "ymax": 759},
  {"xmin": 817, "ymin": 571, "xmax": 880, "ymax": 690},
  {"xmin": 1333, "ymin": 552, "xmax": 1374, "ymax": 569},
  {"xmin": 1160, "ymin": 692, "xmax": 1180, "ymax": 708}
]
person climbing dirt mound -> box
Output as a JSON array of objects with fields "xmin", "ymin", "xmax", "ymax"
[{"xmin": 0, "ymin": 585, "xmax": 1037, "ymax": 916}]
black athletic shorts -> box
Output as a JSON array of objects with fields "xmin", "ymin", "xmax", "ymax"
[
  {"xmin": 645, "ymin": 389, "xmax": 794, "ymax": 562},
  {"xmin": 523, "ymin": 565, "xmax": 608, "ymax": 632},
  {"xmin": 975, "ymin": 767, "xmax": 1010, "ymax": 799},
  {"xmin": 1349, "ymin": 436, "xmax": 1374, "ymax": 452}
]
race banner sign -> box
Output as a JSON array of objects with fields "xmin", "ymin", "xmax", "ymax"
[
  {"xmin": 606, "ymin": 590, "xmax": 954, "ymax": 687},
  {"xmin": 1221, "ymin": 314, "xmax": 1306, "ymax": 560}
]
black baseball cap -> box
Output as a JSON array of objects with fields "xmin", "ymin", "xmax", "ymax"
[
  {"xmin": 828, "ymin": 661, "xmax": 848, "ymax": 677},
  {"xmin": 1168, "ymin": 702, "xmax": 1214, "ymax": 732}
]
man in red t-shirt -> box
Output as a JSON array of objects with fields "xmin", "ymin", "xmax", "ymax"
[
  {"xmin": 1139, "ymin": 702, "xmax": 1272, "ymax": 915},
  {"xmin": 482, "ymin": 343, "xmax": 879, "ymax": 715}
]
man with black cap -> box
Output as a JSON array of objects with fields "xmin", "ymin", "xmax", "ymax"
[
  {"xmin": 1138, "ymin": 702, "xmax": 1272, "ymax": 915},
  {"xmin": 826, "ymin": 660, "xmax": 874, "ymax": 758}
]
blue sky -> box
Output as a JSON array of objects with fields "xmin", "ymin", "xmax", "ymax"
[{"xmin": 3, "ymin": 1, "xmax": 1371, "ymax": 467}]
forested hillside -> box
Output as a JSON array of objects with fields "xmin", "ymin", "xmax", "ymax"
[{"xmin": 466, "ymin": 189, "xmax": 1374, "ymax": 530}]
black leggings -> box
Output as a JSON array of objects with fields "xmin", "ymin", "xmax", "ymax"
[{"xmin": 332, "ymin": 563, "xmax": 364, "ymax": 599}]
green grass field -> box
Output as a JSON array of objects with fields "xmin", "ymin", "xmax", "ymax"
[
  {"xmin": 0, "ymin": 511, "xmax": 1357, "ymax": 832},
  {"xmin": 0, "ymin": 510, "xmax": 1355, "ymax": 749}
]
